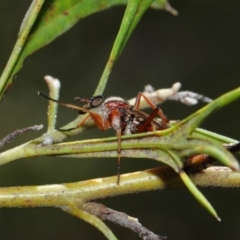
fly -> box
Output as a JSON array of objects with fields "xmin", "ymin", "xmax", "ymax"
[{"xmin": 38, "ymin": 92, "xmax": 169, "ymax": 184}]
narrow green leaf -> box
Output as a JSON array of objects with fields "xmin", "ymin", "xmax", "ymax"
[
  {"xmin": 0, "ymin": 0, "xmax": 128, "ymax": 101},
  {"xmin": 151, "ymin": 0, "xmax": 178, "ymax": 16},
  {"xmin": 192, "ymin": 128, "xmax": 239, "ymax": 144},
  {"xmin": 0, "ymin": 0, "xmax": 44, "ymax": 101},
  {"xmin": 176, "ymin": 87, "xmax": 240, "ymax": 135},
  {"xmin": 180, "ymin": 139, "xmax": 239, "ymax": 171},
  {"xmin": 94, "ymin": 0, "xmax": 155, "ymax": 95}
]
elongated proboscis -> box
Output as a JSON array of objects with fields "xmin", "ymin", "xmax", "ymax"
[{"xmin": 38, "ymin": 91, "xmax": 89, "ymax": 113}]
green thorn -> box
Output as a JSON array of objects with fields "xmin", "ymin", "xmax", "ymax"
[{"xmin": 179, "ymin": 170, "xmax": 221, "ymax": 221}]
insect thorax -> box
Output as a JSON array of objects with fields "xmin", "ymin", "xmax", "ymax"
[{"xmin": 101, "ymin": 97, "xmax": 130, "ymax": 130}]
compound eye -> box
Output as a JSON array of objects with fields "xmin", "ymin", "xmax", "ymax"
[{"xmin": 90, "ymin": 96, "xmax": 104, "ymax": 108}]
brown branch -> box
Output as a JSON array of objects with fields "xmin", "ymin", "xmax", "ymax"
[
  {"xmin": 83, "ymin": 202, "xmax": 166, "ymax": 240},
  {"xmin": 0, "ymin": 124, "xmax": 43, "ymax": 149}
]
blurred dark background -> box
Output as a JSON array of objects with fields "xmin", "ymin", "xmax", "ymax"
[{"xmin": 0, "ymin": 0, "xmax": 239, "ymax": 239}]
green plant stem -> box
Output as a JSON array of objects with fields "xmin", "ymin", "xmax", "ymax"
[
  {"xmin": 63, "ymin": 204, "xmax": 117, "ymax": 240},
  {"xmin": 94, "ymin": 0, "xmax": 154, "ymax": 95},
  {"xmin": 0, "ymin": 166, "xmax": 239, "ymax": 208},
  {"xmin": 0, "ymin": 0, "xmax": 44, "ymax": 101},
  {"xmin": 0, "ymin": 86, "xmax": 238, "ymax": 222},
  {"xmin": 44, "ymin": 76, "xmax": 61, "ymax": 132},
  {"xmin": 193, "ymin": 128, "xmax": 239, "ymax": 144},
  {"xmin": 173, "ymin": 87, "xmax": 240, "ymax": 135}
]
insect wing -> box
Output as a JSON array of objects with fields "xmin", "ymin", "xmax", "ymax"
[{"xmin": 126, "ymin": 109, "xmax": 165, "ymax": 132}]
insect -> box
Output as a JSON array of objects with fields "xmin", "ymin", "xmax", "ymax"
[{"xmin": 38, "ymin": 91, "xmax": 169, "ymax": 184}]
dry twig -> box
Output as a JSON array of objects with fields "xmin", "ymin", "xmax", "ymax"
[
  {"xmin": 0, "ymin": 124, "xmax": 43, "ymax": 149},
  {"xmin": 83, "ymin": 202, "xmax": 166, "ymax": 240}
]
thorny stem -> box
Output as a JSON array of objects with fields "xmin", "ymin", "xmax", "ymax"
[
  {"xmin": 0, "ymin": 85, "xmax": 238, "ymax": 236},
  {"xmin": 0, "ymin": 166, "xmax": 240, "ymax": 208},
  {"xmin": 3, "ymin": 166, "xmax": 238, "ymax": 238}
]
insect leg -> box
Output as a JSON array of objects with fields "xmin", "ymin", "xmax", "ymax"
[
  {"xmin": 133, "ymin": 92, "xmax": 169, "ymax": 129},
  {"xmin": 39, "ymin": 92, "xmax": 106, "ymax": 131},
  {"xmin": 136, "ymin": 108, "xmax": 160, "ymax": 132},
  {"xmin": 58, "ymin": 111, "xmax": 107, "ymax": 132},
  {"xmin": 57, "ymin": 114, "xmax": 90, "ymax": 132},
  {"xmin": 116, "ymin": 128, "xmax": 122, "ymax": 185}
]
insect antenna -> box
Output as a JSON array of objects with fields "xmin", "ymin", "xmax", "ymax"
[{"xmin": 38, "ymin": 92, "xmax": 89, "ymax": 113}]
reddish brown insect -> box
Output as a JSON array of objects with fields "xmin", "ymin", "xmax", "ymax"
[{"xmin": 38, "ymin": 92, "xmax": 169, "ymax": 184}]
